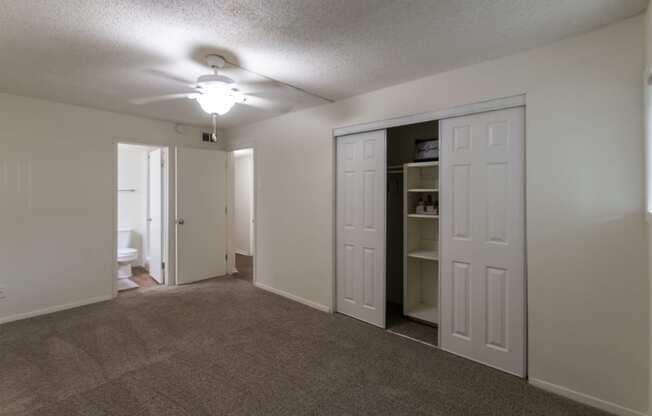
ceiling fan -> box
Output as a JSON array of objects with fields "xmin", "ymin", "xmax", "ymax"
[{"xmin": 131, "ymin": 54, "xmax": 285, "ymax": 141}]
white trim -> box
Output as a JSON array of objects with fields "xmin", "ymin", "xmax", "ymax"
[
  {"xmin": 529, "ymin": 378, "xmax": 646, "ymax": 416},
  {"xmin": 332, "ymin": 94, "xmax": 525, "ymax": 137},
  {"xmin": 254, "ymin": 281, "xmax": 331, "ymax": 313},
  {"xmin": 0, "ymin": 295, "xmax": 113, "ymax": 325},
  {"xmin": 226, "ymin": 151, "xmax": 236, "ymax": 274},
  {"xmin": 226, "ymin": 147, "xmax": 257, "ymax": 281},
  {"xmin": 387, "ymin": 329, "xmax": 437, "ymax": 348}
]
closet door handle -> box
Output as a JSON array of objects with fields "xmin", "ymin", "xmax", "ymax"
[{"xmin": 176, "ymin": 218, "xmax": 185, "ymax": 225}]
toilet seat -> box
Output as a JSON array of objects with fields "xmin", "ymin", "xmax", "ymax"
[{"xmin": 117, "ymin": 248, "xmax": 138, "ymax": 262}]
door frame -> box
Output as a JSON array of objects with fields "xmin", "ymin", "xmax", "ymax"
[
  {"xmin": 112, "ymin": 140, "xmax": 173, "ymax": 297},
  {"xmin": 226, "ymin": 145, "xmax": 258, "ymax": 284},
  {"xmin": 146, "ymin": 148, "xmax": 165, "ymax": 284},
  {"xmin": 331, "ymin": 94, "xmax": 527, "ymax": 372},
  {"xmin": 227, "ymin": 148, "xmax": 256, "ymax": 273}
]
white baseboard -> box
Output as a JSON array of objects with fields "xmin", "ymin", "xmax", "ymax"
[
  {"xmin": 0, "ymin": 294, "xmax": 114, "ymax": 325},
  {"xmin": 253, "ymin": 281, "xmax": 331, "ymax": 313},
  {"xmin": 529, "ymin": 378, "xmax": 646, "ymax": 416}
]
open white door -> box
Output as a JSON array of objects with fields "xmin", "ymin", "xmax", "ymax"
[
  {"xmin": 148, "ymin": 149, "xmax": 164, "ymax": 284},
  {"xmin": 336, "ymin": 130, "xmax": 386, "ymax": 328},
  {"xmin": 176, "ymin": 147, "xmax": 227, "ymax": 285},
  {"xmin": 440, "ymin": 107, "xmax": 525, "ymax": 376}
]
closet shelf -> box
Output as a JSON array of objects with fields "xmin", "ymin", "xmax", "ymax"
[
  {"xmin": 405, "ymin": 161, "xmax": 439, "ymax": 168},
  {"xmin": 405, "ymin": 303, "xmax": 439, "ymax": 324},
  {"xmin": 407, "ymin": 250, "xmax": 439, "ymax": 261},
  {"xmin": 407, "ymin": 214, "xmax": 439, "ymax": 219},
  {"xmin": 407, "ymin": 188, "xmax": 438, "ymax": 193}
]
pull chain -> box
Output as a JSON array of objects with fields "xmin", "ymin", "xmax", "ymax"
[{"xmin": 211, "ymin": 114, "xmax": 218, "ymax": 142}]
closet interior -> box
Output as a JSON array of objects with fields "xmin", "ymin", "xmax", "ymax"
[{"xmin": 386, "ymin": 120, "xmax": 439, "ymax": 346}]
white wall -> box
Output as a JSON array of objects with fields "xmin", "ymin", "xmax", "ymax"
[
  {"xmin": 117, "ymin": 144, "xmax": 150, "ymax": 265},
  {"xmin": 233, "ymin": 149, "xmax": 254, "ymax": 256},
  {"xmin": 226, "ymin": 16, "xmax": 648, "ymax": 415},
  {"xmin": 0, "ymin": 93, "xmax": 223, "ymax": 323}
]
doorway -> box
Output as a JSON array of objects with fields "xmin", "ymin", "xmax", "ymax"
[
  {"xmin": 386, "ymin": 121, "xmax": 439, "ymax": 346},
  {"xmin": 228, "ymin": 148, "xmax": 255, "ymax": 282},
  {"xmin": 116, "ymin": 143, "xmax": 168, "ymax": 291}
]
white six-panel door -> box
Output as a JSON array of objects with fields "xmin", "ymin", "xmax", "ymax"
[
  {"xmin": 440, "ymin": 107, "xmax": 525, "ymax": 376},
  {"xmin": 176, "ymin": 147, "xmax": 227, "ymax": 285},
  {"xmin": 336, "ymin": 130, "xmax": 386, "ymax": 328},
  {"xmin": 148, "ymin": 148, "xmax": 164, "ymax": 284}
]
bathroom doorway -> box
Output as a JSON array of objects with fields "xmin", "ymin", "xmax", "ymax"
[
  {"xmin": 228, "ymin": 148, "xmax": 255, "ymax": 283},
  {"xmin": 116, "ymin": 143, "xmax": 169, "ymax": 291}
]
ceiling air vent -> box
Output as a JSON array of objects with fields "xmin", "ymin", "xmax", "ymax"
[{"xmin": 202, "ymin": 132, "xmax": 218, "ymax": 143}]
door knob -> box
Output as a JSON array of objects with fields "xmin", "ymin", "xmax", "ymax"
[{"xmin": 176, "ymin": 218, "xmax": 185, "ymax": 225}]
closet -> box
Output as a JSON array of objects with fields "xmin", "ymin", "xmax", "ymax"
[
  {"xmin": 336, "ymin": 103, "xmax": 525, "ymax": 377},
  {"xmin": 386, "ymin": 122, "xmax": 439, "ymax": 346}
]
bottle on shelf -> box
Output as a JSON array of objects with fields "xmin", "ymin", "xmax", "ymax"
[
  {"xmin": 416, "ymin": 197, "xmax": 425, "ymax": 214},
  {"xmin": 426, "ymin": 195, "xmax": 438, "ymax": 215}
]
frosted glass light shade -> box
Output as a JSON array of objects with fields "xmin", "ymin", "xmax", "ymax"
[{"xmin": 196, "ymin": 93, "xmax": 236, "ymax": 115}]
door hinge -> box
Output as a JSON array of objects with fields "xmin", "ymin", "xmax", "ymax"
[
  {"xmin": 225, "ymin": 253, "xmax": 228, "ymax": 261},
  {"xmin": 161, "ymin": 261, "xmax": 165, "ymax": 270},
  {"xmin": 225, "ymin": 206, "xmax": 228, "ymax": 214}
]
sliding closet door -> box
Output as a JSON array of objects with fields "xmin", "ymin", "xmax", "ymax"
[
  {"xmin": 336, "ymin": 130, "xmax": 386, "ymax": 328},
  {"xmin": 440, "ymin": 107, "xmax": 525, "ymax": 376}
]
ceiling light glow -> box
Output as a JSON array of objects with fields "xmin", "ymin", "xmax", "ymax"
[{"xmin": 196, "ymin": 92, "xmax": 236, "ymax": 115}]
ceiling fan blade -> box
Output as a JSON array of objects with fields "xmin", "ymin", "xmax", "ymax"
[
  {"xmin": 237, "ymin": 95, "xmax": 292, "ymax": 113},
  {"xmin": 145, "ymin": 69, "xmax": 195, "ymax": 87},
  {"xmin": 130, "ymin": 93, "xmax": 192, "ymax": 105},
  {"xmin": 233, "ymin": 80, "xmax": 284, "ymax": 94}
]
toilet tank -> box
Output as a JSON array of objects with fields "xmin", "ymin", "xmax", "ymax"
[{"xmin": 117, "ymin": 228, "xmax": 133, "ymax": 249}]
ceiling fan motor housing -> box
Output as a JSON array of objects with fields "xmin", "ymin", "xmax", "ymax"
[{"xmin": 196, "ymin": 74, "xmax": 234, "ymax": 90}]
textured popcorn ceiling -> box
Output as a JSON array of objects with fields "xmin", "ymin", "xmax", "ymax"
[{"xmin": 0, "ymin": 0, "xmax": 645, "ymax": 128}]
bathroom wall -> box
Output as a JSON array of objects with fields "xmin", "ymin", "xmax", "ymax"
[{"xmin": 117, "ymin": 144, "xmax": 151, "ymax": 266}]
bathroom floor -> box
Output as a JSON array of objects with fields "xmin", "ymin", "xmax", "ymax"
[{"xmin": 127, "ymin": 266, "xmax": 159, "ymax": 289}]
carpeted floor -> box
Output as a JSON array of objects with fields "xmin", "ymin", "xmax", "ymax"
[{"xmin": 0, "ymin": 275, "xmax": 609, "ymax": 416}]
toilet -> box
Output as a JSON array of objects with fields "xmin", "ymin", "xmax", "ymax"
[{"xmin": 117, "ymin": 228, "xmax": 139, "ymax": 290}]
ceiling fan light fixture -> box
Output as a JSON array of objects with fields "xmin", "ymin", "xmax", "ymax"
[{"xmin": 195, "ymin": 92, "xmax": 236, "ymax": 115}]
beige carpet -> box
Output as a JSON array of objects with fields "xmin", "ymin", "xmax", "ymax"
[{"xmin": 0, "ymin": 275, "xmax": 609, "ymax": 415}]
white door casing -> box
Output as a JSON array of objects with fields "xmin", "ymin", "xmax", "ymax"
[
  {"xmin": 176, "ymin": 147, "xmax": 227, "ymax": 285},
  {"xmin": 440, "ymin": 107, "xmax": 525, "ymax": 376},
  {"xmin": 336, "ymin": 130, "xmax": 386, "ymax": 328},
  {"xmin": 148, "ymin": 148, "xmax": 164, "ymax": 284}
]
